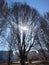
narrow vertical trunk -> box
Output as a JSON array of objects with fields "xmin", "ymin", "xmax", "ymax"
[
  {"xmin": 8, "ymin": 51, "xmax": 12, "ymax": 65},
  {"xmin": 8, "ymin": 51, "xmax": 11, "ymax": 65},
  {"xmin": 20, "ymin": 51, "xmax": 26, "ymax": 65},
  {"xmin": 20, "ymin": 59, "xmax": 25, "ymax": 65}
]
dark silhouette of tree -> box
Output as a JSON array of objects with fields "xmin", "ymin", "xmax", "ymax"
[
  {"xmin": 0, "ymin": 0, "xmax": 11, "ymax": 65},
  {"xmin": 0, "ymin": 0, "xmax": 10, "ymax": 34},
  {"xmin": 0, "ymin": 1, "xmax": 49, "ymax": 65},
  {"xmin": 7, "ymin": 3, "xmax": 49, "ymax": 65},
  {"xmin": 0, "ymin": 0, "xmax": 9, "ymax": 18},
  {"xmin": 39, "ymin": 14, "xmax": 49, "ymax": 52},
  {"xmin": 7, "ymin": 3, "xmax": 40, "ymax": 65}
]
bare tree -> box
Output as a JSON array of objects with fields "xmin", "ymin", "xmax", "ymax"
[
  {"xmin": 10, "ymin": 3, "xmax": 49, "ymax": 64},
  {"xmin": 39, "ymin": 15, "xmax": 49, "ymax": 51},
  {"xmin": 0, "ymin": 0, "xmax": 10, "ymax": 34},
  {"xmin": 0, "ymin": 0, "xmax": 9, "ymax": 18},
  {"xmin": 0, "ymin": 2, "xmax": 49, "ymax": 65},
  {"xmin": 7, "ymin": 3, "xmax": 41, "ymax": 65}
]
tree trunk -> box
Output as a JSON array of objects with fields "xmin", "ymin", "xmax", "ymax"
[
  {"xmin": 20, "ymin": 59, "xmax": 25, "ymax": 65},
  {"xmin": 8, "ymin": 51, "xmax": 12, "ymax": 65},
  {"xmin": 20, "ymin": 53, "xmax": 26, "ymax": 65}
]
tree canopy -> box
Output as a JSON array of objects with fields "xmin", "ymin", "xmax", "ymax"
[{"xmin": 0, "ymin": 0, "xmax": 49, "ymax": 65}]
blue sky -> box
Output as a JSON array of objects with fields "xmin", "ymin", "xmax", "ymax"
[{"xmin": 6, "ymin": 0, "xmax": 49, "ymax": 15}]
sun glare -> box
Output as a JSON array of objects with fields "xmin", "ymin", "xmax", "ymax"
[{"xmin": 19, "ymin": 25, "xmax": 29, "ymax": 32}]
